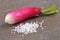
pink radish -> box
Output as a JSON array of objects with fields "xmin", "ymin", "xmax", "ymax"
[{"xmin": 5, "ymin": 4, "xmax": 58, "ymax": 24}]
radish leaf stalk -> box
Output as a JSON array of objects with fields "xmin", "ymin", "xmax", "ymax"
[{"xmin": 42, "ymin": 4, "xmax": 58, "ymax": 15}]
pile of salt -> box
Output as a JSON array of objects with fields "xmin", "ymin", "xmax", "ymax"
[{"xmin": 11, "ymin": 20, "xmax": 44, "ymax": 35}]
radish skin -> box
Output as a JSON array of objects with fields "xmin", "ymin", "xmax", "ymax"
[
  {"xmin": 5, "ymin": 8, "xmax": 41, "ymax": 24},
  {"xmin": 5, "ymin": 4, "xmax": 58, "ymax": 24}
]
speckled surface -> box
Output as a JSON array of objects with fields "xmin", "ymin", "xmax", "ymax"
[{"xmin": 0, "ymin": 0, "xmax": 60, "ymax": 40}]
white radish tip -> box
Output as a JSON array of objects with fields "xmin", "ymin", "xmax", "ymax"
[{"xmin": 5, "ymin": 15, "xmax": 14, "ymax": 24}]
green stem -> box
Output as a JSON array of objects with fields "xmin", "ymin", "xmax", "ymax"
[
  {"xmin": 42, "ymin": 10, "xmax": 58, "ymax": 15},
  {"xmin": 41, "ymin": 4, "xmax": 58, "ymax": 15}
]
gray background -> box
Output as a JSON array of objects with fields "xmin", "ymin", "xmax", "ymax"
[{"xmin": 0, "ymin": 0, "xmax": 60, "ymax": 40}]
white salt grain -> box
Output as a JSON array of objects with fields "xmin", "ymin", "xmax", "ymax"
[
  {"xmin": 41, "ymin": 7, "xmax": 44, "ymax": 9},
  {"xmin": 22, "ymin": 34, "xmax": 24, "ymax": 36},
  {"xmin": 11, "ymin": 20, "xmax": 45, "ymax": 35},
  {"xmin": 41, "ymin": 27, "xmax": 44, "ymax": 30},
  {"xmin": 39, "ymin": 20, "xmax": 44, "ymax": 27}
]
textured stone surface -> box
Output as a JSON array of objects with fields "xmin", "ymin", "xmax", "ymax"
[{"xmin": 0, "ymin": 0, "xmax": 60, "ymax": 40}]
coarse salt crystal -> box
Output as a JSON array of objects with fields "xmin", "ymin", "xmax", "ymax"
[{"xmin": 11, "ymin": 20, "xmax": 45, "ymax": 35}]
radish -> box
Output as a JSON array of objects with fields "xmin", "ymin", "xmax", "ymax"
[{"xmin": 5, "ymin": 4, "xmax": 58, "ymax": 24}]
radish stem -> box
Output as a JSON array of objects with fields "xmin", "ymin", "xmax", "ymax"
[
  {"xmin": 42, "ymin": 10, "xmax": 58, "ymax": 15},
  {"xmin": 42, "ymin": 4, "xmax": 58, "ymax": 15}
]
